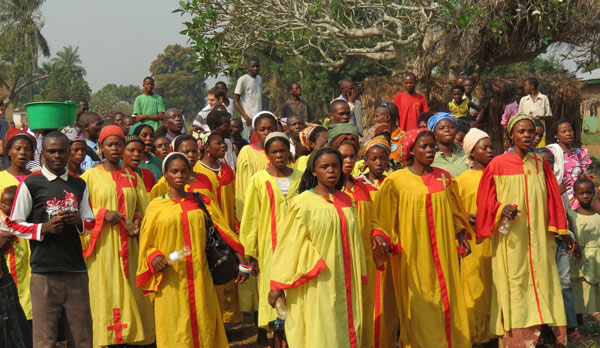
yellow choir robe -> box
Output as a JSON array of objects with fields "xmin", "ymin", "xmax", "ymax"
[
  {"xmin": 476, "ymin": 152, "xmax": 568, "ymax": 335},
  {"xmin": 193, "ymin": 160, "xmax": 242, "ymax": 323},
  {"xmin": 150, "ymin": 171, "xmax": 215, "ymax": 202},
  {"xmin": 235, "ymin": 144, "xmax": 269, "ymax": 312},
  {"xmin": 374, "ymin": 168, "xmax": 471, "ymax": 348},
  {"xmin": 293, "ymin": 155, "xmax": 308, "ymax": 173},
  {"xmin": 81, "ymin": 166, "xmax": 155, "ymax": 347},
  {"xmin": 239, "ymin": 169, "xmax": 302, "ymax": 328},
  {"xmin": 0, "ymin": 171, "xmax": 31, "ymax": 320},
  {"xmin": 137, "ymin": 194, "xmax": 245, "ymax": 348},
  {"xmin": 456, "ymin": 168, "xmax": 494, "ymax": 344},
  {"xmin": 343, "ymin": 178, "xmax": 399, "ymax": 348},
  {"xmin": 271, "ymin": 190, "xmax": 367, "ymax": 348}
]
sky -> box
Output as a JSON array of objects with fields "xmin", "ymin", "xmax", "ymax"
[{"xmin": 39, "ymin": 1, "xmax": 219, "ymax": 92}]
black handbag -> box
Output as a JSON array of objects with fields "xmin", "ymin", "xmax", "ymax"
[{"xmin": 193, "ymin": 193, "xmax": 239, "ymax": 285}]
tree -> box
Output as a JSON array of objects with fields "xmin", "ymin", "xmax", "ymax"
[
  {"xmin": 0, "ymin": 0, "xmax": 51, "ymax": 113},
  {"xmin": 50, "ymin": 46, "xmax": 86, "ymax": 75},
  {"xmin": 40, "ymin": 46, "xmax": 91, "ymax": 102},
  {"xmin": 90, "ymin": 87, "xmax": 134, "ymax": 117},
  {"xmin": 149, "ymin": 44, "xmax": 206, "ymax": 115},
  {"xmin": 177, "ymin": 0, "xmax": 600, "ymax": 88}
]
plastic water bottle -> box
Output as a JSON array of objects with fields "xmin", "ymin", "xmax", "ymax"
[
  {"xmin": 498, "ymin": 205, "xmax": 518, "ymax": 235},
  {"xmin": 275, "ymin": 298, "xmax": 287, "ymax": 320},
  {"xmin": 167, "ymin": 246, "xmax": 192, "ymax": 264}
]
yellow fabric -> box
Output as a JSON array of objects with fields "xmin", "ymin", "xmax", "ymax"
[
  {"xmin": 149, "ymin": 174, "xmax": 215, "ymax": 202},
  {"xmin": 455, "ymin": 169, "xmax": 494, "ymax": 344},
  {"xmin": 235, "ymin": 145, "xmax": 270, "ymax": 312},
  {"xmin": 569, "ymin": 211, "xmax": 600, "ymax": 313},
  {"xmin": 294, "ymin": 154, "xmax": 309, "ymax": 173},
  {"xmin": 136, "ymin": 197, "xmax": 229, "ymax": 348},
  {"xmin": 487, "ymin": 157, "xmax": 567, "ymax": 334},
  {"xmin": 81, "ymin": 167, "xmax": 155, "ymax": 347},
  {"xmin": 448, "ymin": 99, "xmax": 469, "ymax": 118},
  {"xmin": 374, "ymin": 169, "xmax": 471, "ymax": 348},
  {"xmin": 271, "ymin": 190, "xmax": 367, "ymax": 347},
  {"xmin": 0, "ymin": 171, "xmax": 31, "ymax": 320},
  {"xmin": 239, "ymin": 169, "xmax": 302, "ymax": 328}
]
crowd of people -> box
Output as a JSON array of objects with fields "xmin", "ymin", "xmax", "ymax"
[{"xmin": 0, "ymin": 56, "xmax": 598, "ymax": 348}]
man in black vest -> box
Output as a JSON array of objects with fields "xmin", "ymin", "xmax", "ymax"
[{"xmin": 9, "ymin": 131, "xmax": 94, "ymax": 348}]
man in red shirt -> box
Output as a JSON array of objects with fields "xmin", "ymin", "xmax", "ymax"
[{"xmin": 393, "ymin": 72, "xmax": 429, "ymax": 131}]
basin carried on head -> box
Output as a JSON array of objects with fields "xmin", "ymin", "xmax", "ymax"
[{"xmin": 24, "ymin": 101, "xmax": 78, "ymax": 131}]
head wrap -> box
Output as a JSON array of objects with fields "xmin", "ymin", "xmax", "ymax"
[
  {"xmin": 507, "ymin": 113, "xmax": 535, "ymax": 135},
  {"xmin": 364, "ymin": 135, "xmax": 391, "ymax": 155},
  {"xmin": 125, "ymin": 135, "xmax": 144, "ymax": 146},
  {"xmin": 5, "ymin": 126, "xmax": 36, "ymax": 150},
  {"xmin": 98, "ymin": 125, "xmax": 125, "ymax": 144},
  {"xmin": 162, "ymin": 151, "xmax": 190, "ymax": 175},
  {"xmin": 264, "ymin": 132, "xmax": 289, "ymax": 146},
  {"xmin": 328, "ymin": 123, "xmax": 360, "ymax": 153},
  {"xmin": 462, "ymin": 128, "xmax": 490, "ymax": 166},
  {"xmin": 401, "ymin": 128, "xmax": 433, "ymax": 161},
  {"xmin": 252, "ymin": 111, "xmax": 278, "ymax": 129},
  {"xmin": 427, "ymin": 112, "xmax": 457, "ymax": 131},
  {"xmin": 60, "ymin": 126, "xmax": 85, "ymax": 143},
  {"xmin": 299, "ymin": 126, "xmax": 318, "ymax": 151},
  {"xmin": 129, "ymin": 122, "xmax": 152, "ymax": 136}
]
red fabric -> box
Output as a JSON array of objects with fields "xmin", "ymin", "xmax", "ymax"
[
  {"xmin": 189, "ymin": 173, "xmax": 214, "ymax": 193},
  {"xmin": 8, "ymin": 246, "xmax": 17, "ymax": 285},
  {"xmin": 265, "ymin": 181, "xmax": 278, "ymax": 252},
  {"xmin": 180, "ymin": 201, "xmax": 201, "ymax": 348},
  {"xmin": 421, "ymin": 168, "xmax": 453, "ymax": 194},
  {"xmin": 140, "ymin": 169, "xmax": 156, "ymax": 193},
  {"xmin": 347, "ymin": 178, "xmax": 371, "ymax": 203},
  {"xmin": 373, "ymin": 270, "xmax": 382, "ymax": 348},
  {"xmin": 425, "ymin": 193, "xmax": 452, "ymax": 348},
  {"xmin": 270, "ymin": 258, "xmax": 326, "ymax": 290},
  {"xmin": 400, "ymin": 128, "xmax": 432, "ymax": 162},
  {"xmin": 98, "ymin": 125, "xmax": 125, "ymax": 145},
  {"xmin": 393, "ymin": 92, "xmax": 428, "ymax": 131},
  {"xmin": 5, "ymin": 126, "xmax": 36, "ymax": 149},
  {"xmin": 218, "ymin": 162, "xmax": 235, "ymax": 186},
  {"xmin": 542, "ymin": 160, "xmax": 568, "ymax": 233},
  {"xmin": 112, "ymin": 168, "xmax": 138, "ymax": 279},
  {"xmin": 135, "ymin": 250, "xmax": 164, "ymax": 288},
  {"xmin": 475, "ymin": 157, "xmax": 505, "ymax": 239},
  {"xmin": 82, "ymin": 208, "xmax": 107, "ymax": 257},
  {"xmin": 371, "ymin": 229, "xmax": 402, "ymax": 256},
  {"xmin": 106, "ymin": 308, "xmax": 127, "ymax": 344}
]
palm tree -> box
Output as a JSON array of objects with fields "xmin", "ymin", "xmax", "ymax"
[{"xmin": 51, "ymin": 46, "xmax": 86, "ymax": 75}]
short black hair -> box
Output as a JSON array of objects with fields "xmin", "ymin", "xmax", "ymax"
[
  {"xmin": 42, "ymin": 131, "xmax": 69, "ymax": 150},
  {"xmin": 451, "ymin": 84, "xmax": 465, "ymax": 93},
  {"xmin": 248, "ymin": 56, "xmax": 259, "ymax": 64},
  {"xmin": 288, "ymin": 82, "xmax": 300, "ymax": 91},
  {"xmin": 298, "ymin": 147, "xmax": 345, "ymax": 193},
  {"xmin": 207, "ymin": 110, "xmax": 231, "ymax": 131},
  {"xmin": 2, "ymin": 185, "xmax": 17, "ymax": 197},
  {"xmin": 309, "ymin": 126, "xmax": 327, "ymax": 143},
  {"xmin": 404, "ymin": 72, "xmax": 417, "ymax": 80},
  {"xmin": 215, "ymin": 81, "xmax": 227, "ymax": 89},
  {"xmin": 174, "ymin": 134, "xmax": 197, "ymax": 152},
  {"xmin": 574, "ymin": 177, "xmax": 595, "ymax": 192},
  {"xmin": 525, "ymin": 77, "xmax": 539, "ymax": 89},
  {"xmin": 534, "ymin": 118, "xmax": 545, "ymax": 130},
  {"xmin": 456, "ymin": 119, "xmax": 470, "ymax": 134},
  {"xmin": 113, "ymin": 111, "xmax": 125, "ymax": 119},
  {"xmin": 143, "ymin": 76, "xmax": 154, "ymax": 83},
  {"xmin": 329, "ymin": 99, "xmax": 348, "ymax": 113},
  {"xmin": 78, "ymin": 112, "xmax": 100, "ymax": 128},
  {"xmin": 164, "ymin": 153, "xmax": 190, "ymax": 172},
  {"xmin": 417, "ymin": 111, "xmax": 434, "ymax": 125},
  {"xmin": 132, "ymin": 124, "xmax": 154, "ymax": 137}
]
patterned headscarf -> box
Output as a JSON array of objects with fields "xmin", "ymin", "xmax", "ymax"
[
  {"xmin": 61, "ymin": 126, "xmax": 85, "ymax": 143},
  {"xmin": 507, "ymin": 113, "xmax": 535, "ymax": 135},
  {"xmin": 427, "ymin": 112, "xmax": 457, "ymax": 131},
  {"xmin": 364, "ymin": 135, "xmax": 391, "ymax": 155},
  {"xmin": 462, "ymin": 128, "xmax": 490, "ymax": 166},
  {"xmin": 299, "ymin": 126, "xmax": 318, "ymax": 152},
  {"xmin": 401, "ymin": 128, "xmax": 433, "ymax": 161}
]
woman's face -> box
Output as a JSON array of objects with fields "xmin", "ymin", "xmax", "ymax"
[
  {"xmin": 8, "ymin": 138, "xmax": 33, "ymax": 169},
  {"xmin": 165, "ymin": 158, "xmax": 190, "ymax": 191},
  {"xmin": 337, "ymin": 144, "xmax": 357, "ymax": 177},
  {"xmin": 410, "ymin": 134, "xmax": 436, "ymax": 167},
  {"xmin": 153, "ymin": 137, "xmax": 170, "ymax": 160},
  {"xmin": 433, "ymin": 119, "xmax": 456, "ymax": 145},
  {"xmin": 100, "ymin": 136, "xmax": 125, "ymax": 164},
  {"xmin": 312, "ymin": 131, "xmax": 329, "ymax": 150},
  {"xmin": 313, "ymin": 153, "xmax": 341, "ymax": 190},
  {"xmin": 122, "ymin": 141, "xmax": 144, "ymax": 169},
  {"xmin": 510, "ymin": 120, "xmax": 535, "ymax": 152},
  {"xmin": 206, "ymin": 134, "xmax": 227, "ymax": 160},
  {"xmin": 255, "ymin": 118, "xmax": 276, "ymax": 146},
  {"xmin": 138, "ymin": 126, "xmax": 155, "ymax": 154},
  {"xmin": 177, "ymin": 140, "xmax": 199, "ymax": 168},
  {"xmin": 556, "ymin": 122, "xmax": 574, "ymax": 146},
  {"xmin": 266, "ymin": 139, "xmax": 290, "ymax": 170},
  {"xmin": 365, "ymin": 146, "xmax": 388, "ymax": 178},
  {"xmin": 69, "ymin": 141, "xmax": 87, "ymax": 166},
  {"xmin": 471, "ymin": 137, "xmax": 494, "ymax": 167}
]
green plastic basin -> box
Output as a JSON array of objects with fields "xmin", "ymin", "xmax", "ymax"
[{"xmin": 24, "ymin": 101, "xmax": 78, "ymax": 131}]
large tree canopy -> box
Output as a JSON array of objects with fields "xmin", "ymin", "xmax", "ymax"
[{"xmin": 177, "ymin": 0, "xmax": 600, "ymax": 84}]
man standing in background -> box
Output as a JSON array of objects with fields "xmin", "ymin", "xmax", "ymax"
[{"xmin": 234, "ymin": 57, "xmax": 262, "ymax": 138}]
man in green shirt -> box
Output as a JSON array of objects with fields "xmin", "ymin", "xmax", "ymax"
[{"xmin": 133, "ymin": 76, "xmax": 165, "ymax": 130}]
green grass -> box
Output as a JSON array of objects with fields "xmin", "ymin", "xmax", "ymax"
[{"xmin": 582, "ymin": 132, "xmax": 600, "ymax": 146}]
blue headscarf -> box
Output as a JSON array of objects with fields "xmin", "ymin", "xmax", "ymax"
[{"xmin": 427, "ymin": 112, "xmax": 457, "ymax": 131}]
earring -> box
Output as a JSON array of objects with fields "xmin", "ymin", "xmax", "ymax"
[{"xmin": 207, "ymin": 152, "xmax": 211, "ymax": 157}]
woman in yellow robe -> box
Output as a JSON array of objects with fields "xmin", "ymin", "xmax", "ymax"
[
  {"xmin": 374, "ymin": 128, "xmax": 472, "ymax": 348},
  {"xmin": 137, "ymin": 152, "xmax": 248, "ymax": 348},
  {"xmin": 330, "ymin": 127, "xmax": 397, "ymax": 348},
  {"xmin": 0, "ymin": 129, "xmax": 36, "ymax": 321},
  {"xmin": 239, "ymin": 132, "xmax": 302, "ymax": 348},
  {"xmin": 81, "ymin": 126, "xmax": 155, "ymax": 347},
  {"xmin": 194, "ymin": 132, "xmax": 242, "ymax": 323},
  {"xmin": 455, "ymin": 128, "xmax": 495, "ymax": 344},
  {"xmin": 269, "ymin": 147, "xmax": 368, "ymax": 348},
  {"xmin": 235, "ymin": 112, "xmax": 277, "ymax": 329},
  {"xmin": 476, "ymin": 115, "xmax": 569, "ymax": 346},
  {"xmin": 293, "ymin": 125, "xmax": 328, "ymax": 173}
]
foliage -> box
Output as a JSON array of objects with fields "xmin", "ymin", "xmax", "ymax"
[
  {"xmin": 176, "ymin": 0, "xmax": 600, "ymax": 88},
  {"xmin": 94, "ymin": 83, "xmax": 140, "ymax": 104},
  {"xmin": 0, "ymin": 0, "xmax": 51, "ymax": 112},
  {"xmin": 39, "ymin": 46, "xmax": 90, "ymax": 102},
  {"xmin": 149, "ymin": 44, "xmax": 206, "ymax": 115},
  {"xmin": 479, "ymin": 57, "xmax": 566, "ymax": 77},
  {"xmin": 90, "ymin": 87, "xmax": 133, "ymax": 117}
]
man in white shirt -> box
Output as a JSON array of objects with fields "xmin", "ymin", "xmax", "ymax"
[
  {"xmin": 215, "ymin": 81, "xmax": 235, "ymax": 115},
  {"xmin": 234, "ymin": 57, "xmax": 262, "ymax": 138},
  {"xmin": 519, "ymin": 77, "xmax": 552, "ymax": 147},
  {"xmin": 195, "ymin": 87, "xmax": 229, "ymax": 131},
  {"xmin": 332, "ymin": 79, "xmax": 364, "ymax": 133}
]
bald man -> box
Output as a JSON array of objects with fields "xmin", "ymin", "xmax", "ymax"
[{"xmin": 332, "ymin": 80, "xmax": 364, "ymax": 133}]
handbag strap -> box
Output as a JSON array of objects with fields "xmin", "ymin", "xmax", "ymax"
[{"xmin": 192, "ymin": 193, "xmax": 219, "ymax": 246}]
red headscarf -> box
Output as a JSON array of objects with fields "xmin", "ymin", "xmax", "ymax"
[
  {"xmin": 401, "ymin": 128, "xmax": 433, "ymax": 162},
  {"xmin": 98, "ymin": 125, "xmax": 125, "ymax": 144},
  {"xmin": 5, "ymin": 126, "xmax": 36, "ymax": 151}
]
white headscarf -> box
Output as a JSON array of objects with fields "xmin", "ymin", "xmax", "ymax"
[
  {"xmin": 252, "ymin": 111, "xmax": 278, "ymax": 128},
  {"xmin": 462, "ymin": 128, "xmax": 490, "ymax": 167}
]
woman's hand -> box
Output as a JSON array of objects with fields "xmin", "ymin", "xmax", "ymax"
[
  {"xmin": 501, "ymin": 205, "xmax": 518, "ymax": 220},
  {"xmin": 233, "ymin": 252, "xmax": 250, "ymax": 284},
  {"xmin": 457, "ymin": 230, "xmax": 471, "ymax": 257},
  {"xmin": 151, "ymin": 255, "xmax": 169, "ymax": 272},
  {"xmin": 572, "ymin": 240, "xmax": 582, "ymax": 263},
  {"xmin": 372, "ymin": 235, "xmax": 393, "ymax": 256},
  {"xmin": 104, "ymin": 211, "xmax": 124, "ymax": 225},
  {"xmin": 268, "ymin": 290, "xmax": 286, "ymax": 308},
  {"xmin": 558, "ymin": 179, "xmax": 569, "ymax": 195},
  {"xmin": 248, "ymin": 256, "xmax": 260, "ymax": 276}
]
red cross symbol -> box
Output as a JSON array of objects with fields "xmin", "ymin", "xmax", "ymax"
[
  {"xmin": 107, "ymin": 308, "xmax": 127, "ymax": 344},
  {"xmin": 531, "ymin": 153, "xmax": 544, "ymax": 173}
]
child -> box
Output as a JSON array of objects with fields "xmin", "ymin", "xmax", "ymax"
[
  {"xmin": 61, "ymin": 126, "xmax": 87, "ymax": 176},
  {"xmin": 152, "ymin": 135, "xmax": 170, "ymax": 160},
  {"xmin": 122, "ymin": 115, "xmax": 135, "ymax": 134},
  {"xmin": 77, "ymin": 112, "xmax": 103, "ymax": 171},
  {"xmin": 454, "ymin": 118, "xmax": 470, "ymax": 148},
  {"xmin": 0, "ymin": 186, "xmax": 32, "ymax": 348},
  {"xmin": 133, "ymin": 76, "xmax": 165, "ymax": 131},
  {"xmin": 206, "ymin": 110, "xmax": 237, "ymax": 170},
  {"xmin": 358, "ymin": 136, "xmax": 391, "ymax": 189},
  {"xmin": 532, "ymin": 118, "xmax": 545, "ymax": 149},
  {"xmin": 230, "ymin": 117, "xmax": 249, "ymax": 145},
  {"xmin": 448, "ymin": 84, "xmax": 483, "ymax": 121},
  {"xmin": 417, "ymin": 111, "xmax": 433, "ymax": 129},
  {"xmin": 112, "ymin": 112, "xmax": 125, "ymax": 128},
  {"xmin": 570, "ymin": 178, "xmax": 600, "ymax": 321}
]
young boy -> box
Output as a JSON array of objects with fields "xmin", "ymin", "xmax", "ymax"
[
  {"xmin": 448, "ymin": 85, "xmax": 482, "ymax": 121},
  {"xmin": 455, "ymin": 119, "xmax": 470, "ymax": 148},
  {"xmin": 77, "ymin": 112, "xmax": 103, "ymax": 171},
  {"xmin": 393, "ymin": 72, "xmax": 429, "ymax": 131},
  {"xmin": 532, "ymin": 118, "xmax": 545, "ymax": 149},
  {"xmin": 0, "ymin": 186, "xmax": 32, "ymax": 348},
  {"xmin": 417, "ymin": 111, "xmax": 433, "ymax": 130},
  {"xmin": 122, "ymin": 115, "xmax": 135, "ymax": 134},
  {"xmin": 234, "ymin": 57, "xmax": 262, "ymax": 137},
  {"xmin": 206, "ymin": 110, "xmax": 237, "ymax": 170},
  {"xmin": 133, "ymin": 76, "xmax": 165, "ymax": 131},
  {"xmin": 112, "ymin": 112, "xmax": 125, "ymax": 128}
]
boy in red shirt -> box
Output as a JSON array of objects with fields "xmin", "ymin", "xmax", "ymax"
[{"xmin": 393, "ymin": 72, "xmax": 429, "ymax": 131}]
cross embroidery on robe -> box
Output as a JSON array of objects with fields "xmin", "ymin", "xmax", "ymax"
[
  {"xmin": 110, "ymin": 168, "xmax": 139, "ymax": 279},
  {"xmin": 107, "ymin": 308, "xmax": 128, "ymax": 344}
]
